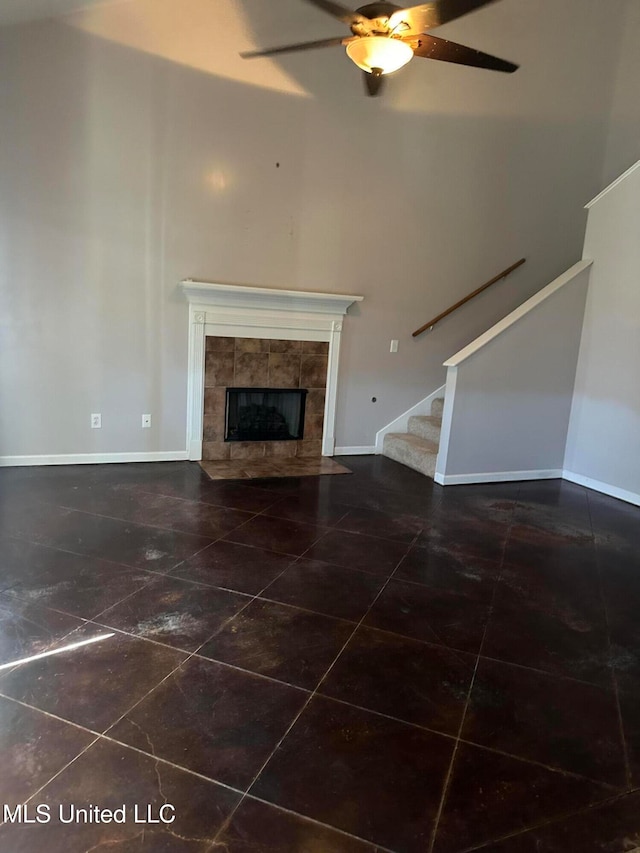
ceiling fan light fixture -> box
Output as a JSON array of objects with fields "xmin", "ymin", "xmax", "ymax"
[{"xmin": 346, "ymin": 35, "xmax": 413, "ymax": 75}]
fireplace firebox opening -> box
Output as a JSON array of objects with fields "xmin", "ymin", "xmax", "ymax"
[{"xmin": 225, "ymin": 388, "xmax": 308, "ymax": 442}]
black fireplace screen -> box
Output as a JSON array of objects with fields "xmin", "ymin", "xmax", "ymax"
[{"xmin": 225, "ymin": 388, "xmax": 308, "ymax": 442}]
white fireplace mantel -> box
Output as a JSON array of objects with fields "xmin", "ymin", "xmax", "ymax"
[
  {"xmin": 180, "ymin": 280, "xmax": 363, "ymax": 460},
  {"xmin": 180, "ymin": 280, "xmax": 363, "ymax": 316}
]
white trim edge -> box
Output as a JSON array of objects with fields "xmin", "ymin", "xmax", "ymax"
[
  {"xmin": 374, "ymin": 385, "xmax": 446, "ymax": 453},
  {"xmin": 434, "ymin": 368, "xmax": 457, "ymax": 480},
  {"xmin": 434, "ymin": 469, "xmax": 563, "ymax": 486},
  {"xmin": 562, "ymin": 471, "xmax": 640, "ymax": 508},
  {"xmin": 585, "ymin": 160, "xmax": 640, "ymax": 209},
  {"xmin": 334, "ymin": 446, "xmax": 376, "ymax": 456},
  {"xmin": 0, "ymin": 451, "xmax": 189, "ymax": 468},
  {"xmin": 443, "ymin": 261, "xmax": 592, "ymax": 368}
]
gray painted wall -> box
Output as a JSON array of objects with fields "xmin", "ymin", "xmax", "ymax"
[
  {"xmin": 437, "ymin": 265, "xmax": 590, "ymax": 479},
  {"xmin": 602, "ymin": 0, "xmax": 640, "ymax": 188},
  {"xmin": 0, "ymin": 0, "xmax": 629, "ymax": 458},
  {"xmin": 564, "ymin": 164, "xmax": 640, "ymax": 500}
]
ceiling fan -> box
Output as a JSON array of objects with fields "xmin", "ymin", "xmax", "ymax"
[{"xmin": 241, "ymin": 0, "xmax": 518, "ymax": 96}]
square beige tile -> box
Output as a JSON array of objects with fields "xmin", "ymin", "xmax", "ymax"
[
  {"xmin": 234, "ymin": 352, "xmax": 269, "ymax": 386},
  {"xmin": 240, "ymin": 461, "xmax": 286, "ymax": 478},
  {"xmin": 264, "ymin": 441, "xmax": 298, "ymax": 457},
  {"xmin": 202, "ymin": 441, "xmax": 230, "ymax": 461},
  {"xmin": 204, "ymin": 387, "xmax": 226, "ymax": 416},
  {"xmin": 268, "ymin": 353, "xmax": 301, "ymax": 388},
  {"xmin": 203, "ymin": 414, "xmax": 223, "ymax": 442},
  {"xmin": 205, "ymin": 352, "xmax": 235, "ymax": 387},
  {"xmin": 305, "ymin": 389, "xmax": 326, "ymax": 416},
  {"xmin": 199, "ymin": 461, "xmax": 250, "ymax": 479},
  {"xmin": 229, "ymin": 441, "xmax": 266, "ymax": 459},
  {"xmin": 300, "ymin": 355, "xmax": 328, "ymax": 389},
  {"xmin": 235, "ymin": 338, "xmax": 271, "ymax": 353},
  {"xmin": 303, "ymin": 414, "xmax": 324, "ymax": 440},
  {"xmin": 297, "ymin": 439, "xmax": 323, "ymax": 457},
  {"xmin": 269, "ymin": 340, "xmax": 302, "ymax": 353},
  {"xmin": 206, "ymin": 336, "xmax": 235, "ymax": 352},
  {"xmin": 302, "ymin": 340, "xmax": 329, "ymax": 355}
]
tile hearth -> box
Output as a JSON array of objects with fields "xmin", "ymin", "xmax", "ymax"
[
  {"xmin": 200, "ymin": 455, "xmax": 352, "ymax": 480},
  {"xmin": 0, "ymin": 457, "xmax": 639, "ymax": 852}
]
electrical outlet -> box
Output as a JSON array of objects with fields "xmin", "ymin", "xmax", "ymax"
[
  {"xmin": 142, "ymin": 414, "xmax": 151, "ymax": 429},
  {"xmin": 390, "ymin": 340, "xmax": 399, "ymax": 353},
  {"xmin": 91, "ymin": 413, "xmax": 101, "ymax": 429}
]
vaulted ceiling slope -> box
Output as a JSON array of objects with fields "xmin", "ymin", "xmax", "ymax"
[{"xmin": 0, "ymin": 0, "xmax": 117, "ymax": 26}]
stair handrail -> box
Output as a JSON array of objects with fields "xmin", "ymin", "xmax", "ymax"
[{"xmin": 412, "ymin": 258, "xmax": 526, "ymax": 337}]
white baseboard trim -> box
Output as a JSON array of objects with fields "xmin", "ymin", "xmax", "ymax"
[
  {"xmin": 0, "ymin": 451, "xmax": 190, "ymax": 468},
  {"xmin": 189, "ymin": 439, "xmax": 203, "ymax": 461},
  {"xmin": 334, "ymin": 446, "xmax": 376, "ymax": 456},
  {"xmin": 374, "ymin": 385, "xmax": 446, "ymax": 454},
  {"xmin": 562, "ymin": 470, "xmax": 640, "ymax": 507},
  {"xmin": 434, "ymin": 468, "xmax": 563, "ymax": 486}
]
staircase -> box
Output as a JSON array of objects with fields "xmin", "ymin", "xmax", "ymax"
[{"xmin": 382, "ymin": 397, "xmax": 443, "ymax": 478}]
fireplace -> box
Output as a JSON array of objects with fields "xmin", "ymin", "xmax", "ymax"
[
  {"xmin": 225, "ymin": 388, "xmax": 307, "ymax": 442},
  {"xmin": 180, "ymin": 279, "xmax": 363, "ymax": 460}
]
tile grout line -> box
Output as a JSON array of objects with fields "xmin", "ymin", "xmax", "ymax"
[
  {"xmin": 586, "ymin": 490, "xmax": 633, "ymax": 791},
  {"xmin": 0, "ymin": 693, "xmax": 247, "ymax": 820},
  {"xmin": 88, "ymin": 534, "xmax": 313, "ymax": 750},
  {"xmin": 10, "ymin": 466, "xmax": 315, "ymax": 554},
  {"xmin": 0, "ymin": 665, "xmax": 622, "ymax": 836},
  {"xmin": 10, "ymin": 497, "xmax": 235, "ymax": 545},
  {"xmin": 124, "ymin": 482, "xmax": 285, "ymax": 515},
  {"xmin": 1, "ymin": 738, "xmax": 103, "ymax": 829},
  {"xmin": 0, "ymin": 721, "xmax": 102, "ymax": 827},
  {"xmin": 6, "ymin": 474, "xmax": 633, "ymax": 848},
  {"xmin": 1, "ymin": 529, "xmax": 229, "ymax": 587},
  {"xmin": 458, "ymin": 785, "xmax": 640, "ymax": 852},
  {"xmin": 209, "ymin": 527, "xmax": 425, "ymax": 848},
  {"xmin": 1, "ymin": 536, "xmax": 232, "ymax": 637},
  {"xmin": 254, "ymin": 501, "xmax": 431, "ymax": 545},
  {"xmin": 222, "ymin": 794, "xmax": 399, "ymax": 853},
  {"xmin": 86, "ymin": 537, "xmax": 247, "ymax": 625},
  {"xmin": 3, "ymin": 634, "xmax": 614, "ymax": 795},
  {"xmin": 427, "ymin": 484, "xmax": 522, "ymax": 853},
  {"xmin": 0, "ymin": 613, "xmax": 98, "ymax": 681},
  {"xmin": 303, "ymin": 690, "xmax": 624, "ymax": 788},
  {"xmin": 0, "ymin": 536, "xmax": 177, "ymax": 583}
]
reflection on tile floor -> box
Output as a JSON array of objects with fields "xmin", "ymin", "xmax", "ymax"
[{"xmin": 0, "ymin": 457, "xmax": 639, "ymax": 852}]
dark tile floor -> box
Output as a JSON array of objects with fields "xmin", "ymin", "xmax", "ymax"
[{"xmin": 0, "ymin": 458, "xmax": 639, "ymax": 851}]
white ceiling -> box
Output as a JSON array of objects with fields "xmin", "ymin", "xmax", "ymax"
[{"xmin": 0, "ymin": 0, "xmax": 123, "ymax": 26}]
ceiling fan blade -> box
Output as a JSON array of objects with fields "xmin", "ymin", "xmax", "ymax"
[
  {"xmin": 363, "ymin": 70, "xmax": 386, "ymax": 96},
  {"xmin": 241, "ymin": 36, "xmax": 352, "ymax": 59},
  {"xmin": 411, "ymin": 33, "xmax": 518, "ymax": 72},
  {"xmin": 302, "ymin": 0, "xmax": 368, "ymax": 26},
  {"xmin": 390, "ymin": 0, "xmax": 499, "ymax": 34}
]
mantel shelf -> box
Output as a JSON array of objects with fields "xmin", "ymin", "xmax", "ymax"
[{"xmin": 180, "ymin": 280, "xmax": 363, "ymax": 316}]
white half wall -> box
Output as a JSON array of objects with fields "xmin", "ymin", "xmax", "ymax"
[
  {"xmin": 564, "ymin": 161, "xmax": 640, "ymax": 501},
  {"xmin": 435, "ymin": 262, "xmax": 591, "ymax": 484}
]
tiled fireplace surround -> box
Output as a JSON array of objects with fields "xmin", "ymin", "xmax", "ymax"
[
  {"xmin": 202, "ymin": 335, "xmax": 329, "ymax": 462},
  {"xmin": 180, "ymin": 280, "xmax": 363, "ymax": 465}
]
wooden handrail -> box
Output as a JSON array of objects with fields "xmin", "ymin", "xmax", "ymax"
[{"xmin": 412, "ymin": 258, "xmax": 526, "ymax": 337}]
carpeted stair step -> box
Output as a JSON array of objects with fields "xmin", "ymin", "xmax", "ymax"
[
  {"xmin": 408, "ymin": 414, "xmax": 442, "ymax": 443},
  {"xmin": 383, "ymin": 433, "xmax": 439, "ymax": 478},
  {"xmin": 431, "ymin": 397, "xmax": 445, "ymax": 417}
]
